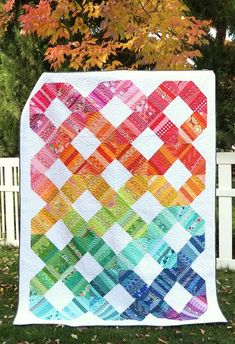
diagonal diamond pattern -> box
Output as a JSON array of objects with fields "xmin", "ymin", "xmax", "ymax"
[{"xmin": 28, "ymin": 79, "xmax": 209, "ymax": 323}]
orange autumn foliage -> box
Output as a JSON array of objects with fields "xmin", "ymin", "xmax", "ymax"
[{"xmin": 0, "ymin": 0, "xmax": 210, "ymax": 70}]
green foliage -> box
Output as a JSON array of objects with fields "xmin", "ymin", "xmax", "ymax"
[
  {"xmin": 198, "ymin": 41, "xmax": 235, "ymax": 149},
  {"xmin": 186, "ymin": 0, "xmax": 235, "ymax": 149},
  {"xmin": 0, "ymin": 22, "xmax": 47, "ymax": 156}
]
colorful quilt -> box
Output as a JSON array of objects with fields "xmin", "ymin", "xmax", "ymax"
[{"xmin": 15, "ymin": 71, "xmax": 225, "ymax": 326}]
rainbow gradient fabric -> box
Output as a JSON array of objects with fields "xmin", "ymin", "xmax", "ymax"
[{"xmin": 15, "ymin": 71, "xmax": 225, "ymax": 326}]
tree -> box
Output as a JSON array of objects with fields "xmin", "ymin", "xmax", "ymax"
[
  {"xmin": 0, "ymin": 0, "xmax": 212, "ymax": 156},
  {"xmin": 0, "ymin": 0, "xmax": 210, "ymax": 71},
  {"xmin": 0, "ymin": 0, "xmax": 48, "ymax": 156},
  {"xmin": 186, "ymin": 0, "xmax": 235, "ymax": 149}
]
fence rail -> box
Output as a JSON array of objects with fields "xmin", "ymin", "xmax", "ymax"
[{"xmin": 0, "ymin": 155, "xmax": 234, "ymax": 270}]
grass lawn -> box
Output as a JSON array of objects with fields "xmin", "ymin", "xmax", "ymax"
[{"xmin": 0, "ymin": 246, "xmax": 234, "ymax": 344}]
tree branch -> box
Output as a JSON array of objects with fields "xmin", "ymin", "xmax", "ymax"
[{"xmin": 138, "ymin": 0, "xmax": 151, "ymax": 17}]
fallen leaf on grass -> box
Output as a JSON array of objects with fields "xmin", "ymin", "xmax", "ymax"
[
  {"xmin": 71, "ymin": 334, "xmax": 78, "ymax": 339},
  {"xmin": 158, "ymin": 338, "xmax": 169, "ymax": 344},
  {"xmin": 200, "ymin": 329, "xmax": 206, "ymax": 335}
]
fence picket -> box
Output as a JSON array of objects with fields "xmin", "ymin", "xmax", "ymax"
[
  {"xmin": 0, "ymin": 158, "xmax": 19, "ymax": 245},
  {"xmin": 0, "ymin": 165, "xmax": 6, "ymax": 240},
  {"xmin": 216, "ymin": 153, "xmax": 235, "ymax": 269}
]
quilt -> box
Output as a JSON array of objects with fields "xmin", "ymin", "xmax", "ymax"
[{"xmin": 15, "ymin": 71, "xmax": 225, "ymax": 326}]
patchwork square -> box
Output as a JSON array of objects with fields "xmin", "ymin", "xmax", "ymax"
[
  {"xmin": 101, "ymin": 159, "xmax": 132, "ymax": 191},
  {"xmin": 100, "ymin": 96, "xmax": 132, "ymax": 127},
  {"xmin": 75, "ymin": 253, "xmax": 103, "ymax": 282},
  {"xmin": 46, "ymin": 220, "xmax": 73, "ymax": 250},
  {"xmin": 131, "ymin": 191, "xmax": 164, "ymax": 223},
  {"xmin": 73, "ymin": 190, "xmax": 102, "ymax": 221},
  {"xmin": 44, "ymin": 280, "xmax": 75, "ymax": 311},
  {"xmin": 164, "ymin": 282, "xmax": 192, "ymax": 313},
  {"xmin": 71, "ymin": 128, "xmax": 101, "ymax": 159},
  {"xmin": 104, "ymin": 284, "xmax": 135, "ymax": 313},
  {"xmin": 44, "ymin": 97, "xmax": 72, "ymax": 128},
  {"xmin": 132, "ymin": 127, "xmax": 163, "ymax": 160}
]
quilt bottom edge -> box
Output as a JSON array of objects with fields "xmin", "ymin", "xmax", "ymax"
[{"xmin": 13, "ymin": 310, "xmax": 227, "ymax": 327}]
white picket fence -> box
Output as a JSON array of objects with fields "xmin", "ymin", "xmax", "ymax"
[
  {"xmin": 0, "ymin": 154, "xmax": 234, "ymax": 270},
  {"xmin": 216, "ymin": 152, "xmax": 235, "ymax": 269},
  {"xmin": 0, "ymin": 158, "xmax": 19, "ymax": 246}
]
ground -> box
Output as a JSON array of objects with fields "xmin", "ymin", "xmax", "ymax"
[{"xmin": 0, "ymin": 246, "xmax": 234, "ymax": 344}]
